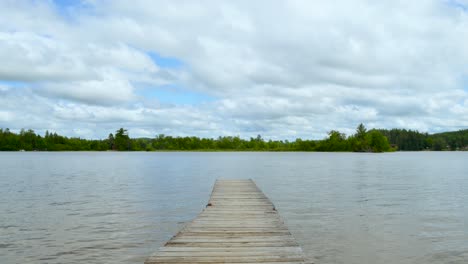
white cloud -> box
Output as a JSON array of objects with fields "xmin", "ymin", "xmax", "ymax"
[
  {"xmin": 0, "ymin": 110, "xmax": 14, "ymax": 122},
  {"xmin": 0, "ymin": 31, "xmax": 92, "ymax": 81},
  {"xmin": 41, "ymin": 73, "xmax": 137, "ymax": 106},
  {"xmin": 0, "ymin": 0, "xmax": 467, "ymax": 139}
]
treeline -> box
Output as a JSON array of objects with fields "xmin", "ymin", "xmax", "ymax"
[
  {"xmin": 0, "ymin": 128, "xmax": 109, "ymax": 151},
  {"xmin": 1, "ymin": 125, "xmax": 466, "ymax": 152},
  {"xmin": 378, "ymin": 128, "xmax": 468, "ymax": 151},
  {"xmin": 0, "ymin": 124, "xmax": 391, "ymax": 152}
]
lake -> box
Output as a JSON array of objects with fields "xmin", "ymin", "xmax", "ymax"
[{"xmin": 1, "ymin": 152, "xmax": 467, "ymax": 264}]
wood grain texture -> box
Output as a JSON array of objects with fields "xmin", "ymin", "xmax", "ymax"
[{"xmin": 145, "ymin": 179, "xmax": 311, "ymax": 264}]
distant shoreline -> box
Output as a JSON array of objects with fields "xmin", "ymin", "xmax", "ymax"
[
  {"xmin": 4, "ymin": 149, "xmax": 466, "ymax": 152},
  {"xmin": 1, "ymin": 125, "xmax": 467, "ymax": 152}
]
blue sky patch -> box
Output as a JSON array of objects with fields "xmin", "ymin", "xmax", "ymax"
[
  {"xmin": 463, "ymin": 75, "xmax": 468, "ymax": 91},
  {"xmin": 0, "ymin": 80, "xmax": 26, "ymax": 88},
  {"xmin": 52, "ymin": 0, "xmax": 91, "ymax": 10},
  {"xmin": 52, "ymin": 0, "xmax": 94, "ymax": 21},
  {"xmin": 446, "ymin": 0, "xmax": 468, "ymax": 11},
  {"xmin": 147, "ymin": 52, "xmax": 184, "ymax": 68}
]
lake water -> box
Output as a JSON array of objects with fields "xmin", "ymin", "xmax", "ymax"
[{"xmin": 1, "ymin": 152, "xmax": 467, "ymax": 264}]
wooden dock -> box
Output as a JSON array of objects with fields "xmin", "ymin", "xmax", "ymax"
[{"xmin": 145, "ymin": 179, "xmax": 310, "ymax": 264}]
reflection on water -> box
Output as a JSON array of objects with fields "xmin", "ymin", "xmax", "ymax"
[{"xmin": 1, "ymin": 152, "xmax": 467, "ymax": 264}]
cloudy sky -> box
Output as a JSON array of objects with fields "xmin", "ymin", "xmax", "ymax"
[{"xmin": 1, "ymin": 0, "xmax": 467, "ymax": 139}]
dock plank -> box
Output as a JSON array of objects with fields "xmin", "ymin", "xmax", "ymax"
[{"xmin": 145, "ymin": 179, "xmax": 310, "ymax": 264}]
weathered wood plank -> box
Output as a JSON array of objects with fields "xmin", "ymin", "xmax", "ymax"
[{"xmin": 145, "ymin": 179, "xmax": 310, "ymax": 264}]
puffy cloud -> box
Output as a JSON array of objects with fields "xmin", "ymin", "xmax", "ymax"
[
  {"xmin": 0, "ymin": 31, "xmax": 92, "ymax": 81},
  {"xmin": 40, "ymin": 74, "xmax": 137, "ymax": 106},
  {"xmin": 0, "ymin": 0, "xmax": 467, "ymax": 139}
]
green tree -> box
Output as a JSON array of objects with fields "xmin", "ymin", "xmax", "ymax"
[
  {"xmin": 356, "ymin": 123, "xmax": 367, "ymax": 140},
  {"xmin": 367, "ymin": 130, "xmax": 390, "ymax": 152},
  {"xmin": 323, "ymin": 130, "xmax": 347, "ymax": 151},
  {"xmin": 114, "ymin": 128, "xmax": 130, "ymax": 151},
  {"xmin": 353, "ymin": 123, "xmax": 369, "ymax": 152},
  {"xmin": 432, "ymin": 138, "xmax": 446, "ymax": 151},
  {"xmin": 108, "ymin": 133, "xmax": 115, "ymax": 150}
]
